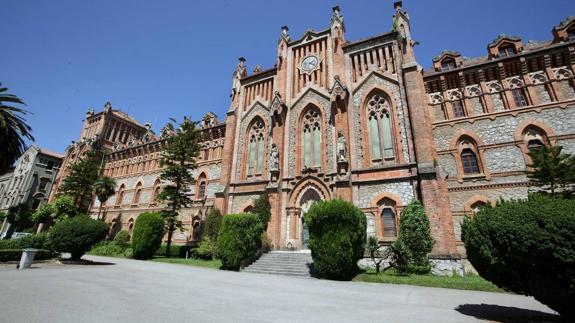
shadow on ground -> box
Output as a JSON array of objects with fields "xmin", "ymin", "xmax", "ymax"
[
  {"xmin": 455, "ymin": 304, "xmax": 560, "ymax": 322},
  {"xmin": 60, "ymin": 259, "xmax": 115, "ymax": 266}
]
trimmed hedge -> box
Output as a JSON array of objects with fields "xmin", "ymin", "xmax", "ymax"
[
  {"xmin": 89, "ymin": 241, "xmax": 127, "ymax": 257},
  {"xmin": 132, "ymin": 212, "xmax": 165, "ymax": 260},
  {"xmin": 0, "ymin": 249, "xmax": 54, "ymax": 262},
  {"xmin": 49, "ymin": 215, "xmax": 108, "ymax": 260},
  {"xmin": 0, "ymin": 233, "xmax": 49, "ymax": 250},
  {"xmin": 462, "ymin": 194, "xmax": 575, "ymax": 319},
  {"xmin": 217, "ymin": 213, "xmax": 263, "ymax": 270},
  {"xmin": 305, "ymin": 199, "xmax": 366, "ymax": 280}
]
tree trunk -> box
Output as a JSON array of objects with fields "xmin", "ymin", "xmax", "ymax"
[
  {"xmin": 166, "ymin": 224, "xmax": 173, "ymax": 258},
  {"xmin": 97, "ymin": 203, "xmax": 103, "ymax": 221},
  {"xmin": 36, "ymin": 222, "xmax": 44, "ymax": 234}
]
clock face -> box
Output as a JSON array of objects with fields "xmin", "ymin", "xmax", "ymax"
[{"xmin": 300, "ymin": 55, "xmax": 320, "ymax": 74}]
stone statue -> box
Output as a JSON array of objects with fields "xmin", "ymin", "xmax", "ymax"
[
  {"xmin": 270, "ymin": 144, "xmax": 280, "ymax": 171},
  {"xmin": 337, "ymin": 132, "xmax": 347, "ymax": 162}
]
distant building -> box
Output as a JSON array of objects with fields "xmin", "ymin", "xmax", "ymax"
[
  {"xmin": 51, "ymin": 4, "xmax": 575, "ymax": 271},
  {"xmin": 0, "ymin": 146, "xmax": 63, "ymax": 237}
]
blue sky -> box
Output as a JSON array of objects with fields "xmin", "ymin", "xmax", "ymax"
[{"xmin": 2, "ymin": 0, "xmax": 574, "ymax": 154}]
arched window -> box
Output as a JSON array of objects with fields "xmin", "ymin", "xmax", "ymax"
[
  {"xmin": 243, "ymin": 205, "xmax": 254, "ymax": 213},
  {"xmin": 452, "ymin": 100, "xmax": 466, "ymax": 118},
  {"xmin": 470, "ymin": 201, "xmax": 487, "ymax": 215},
  {"xmin": 151, "ymin": 179, "xmax": 161, "ymax": 203},
  {"xmin": 127, "ymin": 218, "xmax": 134, "ymax": 233},
  {"xmin": 302, "ymin": 107, "xmax": 322, "ymax": 168},
  {"xmin": 512, "ymin": 88, "xmax": 528, "ymax": 107},
  {"xmin": 523, "ymin": 127, "xmax": 548, "ymax": 153},
  {"xmin": 133, "ymin": 182, "xmax": 142, "ymax": 204},
  {"xmin": 116, "ymin": 184, "xmax": 125, "ymax": 206},
  {"xmin": 458, "ymin": 137, "xmax": 482, "ymax": 175},
  {"xmin": 246, "ymin": 118, "xmax": 265, "ymax": 176},
  {"xmin": 367, "ymin": 94, "xmax": 394, "ymax": 161},
  {"xmin": 378, "ymin": 198, "xmax": 397, "ymax": 238},
  {"xmin": 197, "ymin": 173, "xmax": 207, "ymax": 199}
]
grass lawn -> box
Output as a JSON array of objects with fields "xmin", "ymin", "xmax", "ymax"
[
  {"xmin": 353, "ymin": 268, "xmax": 504, "ymax": 293},
  {"xmin": 150, "ymin": 257, "xmax": 222, "ymax": 269}
]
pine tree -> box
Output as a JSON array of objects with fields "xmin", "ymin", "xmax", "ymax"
[
  {"xmin": 58, "ymin": 150, "xmax": 101, "ymax": 212},
  {"xmin": 156, "ymin": 117, "xmax": 201, "ymax": 257},
  {"xmin": 528, "ymin": 145, "xmax": 575, "ymax": 195}
]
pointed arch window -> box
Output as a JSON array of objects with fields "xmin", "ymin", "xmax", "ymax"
[
  {"xmin": 247, "ymin": 119, "xmax": 265, "ymax": 176},
  {"xmin": 302, "ymin": 107, "xmax": 322, "ymax": 168},
  {"xmin": 367, "ymin": 94, "xmax": 394, "ymax": 161},
  {"xmin": 512, "ymin": 88, "xmax": 528, "ymax": 107},
  {"xmin": 378, "ymin": 198, "xmax": 398, "ymax": 238},
  {"xmin": 458, "ymin": 137, "xmax": 482, "ymax": 175},
  {"xmin": 197, "ymin": 173, "xmax": 207, "ymax": 199},
  {"xmin": 151, "ymin": 179, "xmax": 161, "ymax": 203},
  {"xmin": 133, "ymin": 182, "xmax": 142, "ymax": 205},
  {"xmin": 116, "ymin": 185, "xmax": 125, "ymax": 206},
  {"xmin": 452, "ymin": 100, "xmax": 466, "ymax": 118}
]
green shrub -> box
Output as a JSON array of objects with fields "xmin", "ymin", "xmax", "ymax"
[
  {"xmin": 0, "ymin": 249, "xmax": 54, "ymax": 262},
  {"xmin": 123, "ymin": 248, "xmax": 133, "ymax": 258},
  {"xmin": 252, "ymin": 192, "xmax": 271, "ymax": 230},
  {"xmin": 260, "ymin": 232, "xmax": 272, "ymax": 253},
  {"xmin": 304, "ymin": 199, "xmax": 366, "ymax": 280},
  {"xmin": 396, "ymin": 201, "xmax": 434, "ymax": 273},
  {"xmin": 113, "ymin": 230, "xmax": 131, "ymax": 248},
  {"xmin": 204, "ymin": 209, "xmax": 223, "ymax": 241},
  {"xmin": 462, "ymin": 194, "xmax": 575, "ymax": 319},
  {"xmin": 154, "ymin": 244, "xmax": 197, "ymax": 258},
  {"xmin": 89, "ymin": 241, "xmax": 126, "ymax": 256},
  {"xmin": 132, "ymin": 212, "xmax": 165, "ymax": 260},
  {"xmin": 49, "ymin": 215, "xmax": 108, "ymax": 260},
  {"xmin": 217, "ymin": 213, "xmax": 263, "ymax": 270},
  {"xmin": 198, "ymin": 237, "xmax": 217, "ymax": 260}
]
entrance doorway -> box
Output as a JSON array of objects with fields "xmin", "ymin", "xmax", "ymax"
[{"xmin": 299, "ymin": 188, "xmax": 322, "ymax": 250}]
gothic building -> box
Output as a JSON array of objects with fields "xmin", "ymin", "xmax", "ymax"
[{"xmin": 52, "ymin": 4, "xmax": 575, "ymax": 264}]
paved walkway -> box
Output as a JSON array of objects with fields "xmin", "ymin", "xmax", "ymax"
[{"xmin": 0, "ymin": 256, "xmax": 558, "ymax": 323}]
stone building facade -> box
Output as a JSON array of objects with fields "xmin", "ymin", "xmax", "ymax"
[
  {"xmin": 52, "ymin": 4, "xmax": 575, "ymax": 262},
  {"xmin": 0, "ymin": 145, "xmax": 63, "ymax": 237}
]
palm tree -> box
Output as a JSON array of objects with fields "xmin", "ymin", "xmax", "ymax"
[
  {"xmin": 93, "ymin": 176, "xmax": 116, "ymax": 220},
  {"xmin": 0, "ymin": 83, "xmax": 34, "ymax": 173}
]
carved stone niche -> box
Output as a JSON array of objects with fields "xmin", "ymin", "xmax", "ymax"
[
  {"xmin": 486, "ymin": 81, "xmax": 503, "ymax": 94},
  {"xmin": 528, "ymin": 71, "xmax": 548, "ymax": 85},
  {"xmin": 506, "ymin": 76, "xmax": 524, "ymax": 89},
  {"xmin": 428, "ymin": 92, "xmax": 443, "ymax": 105},
  {"xmin": 465, "ymin": 85, "xmax": 482, "ymax": 98},
  {"xmin": 553, "ymin": 66, "xmax": 573, "ymax": 80},
  {"xmin": 330, "ymin": 75, "xmax": 348, "ymax": 103},
  {"xmin": 269, "ymin": 91, "xmax": 286, "ymax": 124},
  {"xmin": 446, "ymin": 89, "xmax": 463, "ymax": 101}
]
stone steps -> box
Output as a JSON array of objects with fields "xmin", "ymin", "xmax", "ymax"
[{"xmin": 243, "ymin": 251, "xmax": 314, "ymax": 278}]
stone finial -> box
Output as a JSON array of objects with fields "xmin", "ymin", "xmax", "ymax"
[
  {"xmin": 104, "ymin": 101, "xmax": 112, "ymax": 113},
  {"xmin": 332, "ymin": 5, "xmax": 341, "ymax": 17},
  {"xmin": 253, "ymin": 65, "xmax": 262, "ymax": 74},
  {"xmin": 86, "ymin": 108, "xmax": 94, "ymax": 117},
  {"xmin": 145, "ymin": 122, "xmax": 152, "ymax": 130},
  {"xmin": 394, "ymin": 1, "xmax": 402, "ymax": 10}
]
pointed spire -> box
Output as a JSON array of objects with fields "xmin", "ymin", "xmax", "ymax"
[{"xmin": 330, "ymin": 5, "xmax": 345, "ymax": 32}]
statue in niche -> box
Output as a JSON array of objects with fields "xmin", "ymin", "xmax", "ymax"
[
  {"xmin": 270, "ymin": 144, "xmax": 280, "ymax": 171},
  {"xmin": 337, "ymin": 132, "xmax": 347, "ymax": 162}
]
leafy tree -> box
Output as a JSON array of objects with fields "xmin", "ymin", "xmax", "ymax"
[
  {"xmin": 156, "ymin": 117, "xmax": 201, "ymax": 257},
  {"xmin": 528, "ymin": 145, "xmax": 575, "ymax": 195},
  {"xmin": 4, "ymin": 202, "xmax": 34, "ymax": 239},
  {"xmin": 49, "ymin": 215, "xmax": 108, "ymax": 260},
  {"xmin": 57, "ymin": 150, "xmax": 101, "ymax": 212},
  {"xmin": 252, "ymin": 192, "xmax": 271, "ymax": 230},
  {"xmin": 93, "ymin": 176, "xmax": 116, "ymax": 220},
  {"xmin": 52, "ymin": 195, "xmax": 78, "ymax": 220},
  {"xmin": 397, "ymin": 201, "xmax": 434, "ymax": 272},
  {"xmin": 462, "ymin": 194, "xmax": 575, "ymax": 319},
  {"xmin": 0, "ymin": 83, "xmax": 34, "ymax": 173},
  {"xmin": 31, "ymin": 203, "xmax": 55, "ymax": 232},
  {"xmin": 0, "ymin": 211, "xmax": 6, "ymax": 222}
]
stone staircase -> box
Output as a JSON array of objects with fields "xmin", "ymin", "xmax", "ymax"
[{"xmin": 242, "ymin": 251, "xmax": 314, "ymax": 278}]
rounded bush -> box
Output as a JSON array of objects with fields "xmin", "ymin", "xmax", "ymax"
[
  {"xmin": 131, "ymin": 212, "xmax": 165, "ymax": 260},
  {"xmin": 198, "ymin": 237, "xmax": 217, "ymax": 260},
  {"xmin": 217, "ymin": 213, "xmax": 263, "ymax": 270},
  {"xmin": 49, "ymin": 215, "xmax": 108, "ymax": 260},
  {"xmin": 462, "ymin": 195, "xmax": 575, "ymax": 319},
  {"xmin": 113, "ymin": 230, "xmax": 131, "ymax": 248},
  {"xmin": 304, "ymin": 199, "xmax": 366, "ymax": 280}
]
